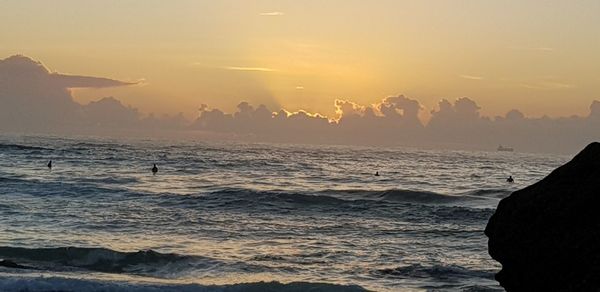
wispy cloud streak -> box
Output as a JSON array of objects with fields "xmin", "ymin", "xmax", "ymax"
[
  {"xmin": 459, "ymin": 74, "xmax": 484, "ymax": 80},
  {"xmin": 223, "ymin": 66, "xmax": 276, "ymax": 72},
  {"xmin": 510, "ymin": 46, "xmax": 555, "ymax": 52},
  {"xmin": 520, "ymin": 81, "xmax": 573, "ymax": 90},
  {"xmin": 260, "ymin": 11, "xmax": 284, "ymax": 16}
]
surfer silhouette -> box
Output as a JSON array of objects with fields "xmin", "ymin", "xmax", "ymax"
[
  {"xmin": 507, "ymin": 175, "xmax": 514, "ymax": 183},
  {"xmin": 375, "ymin": 171, "xmax": 380, "ymax": 177},
  {"xmin": 152, "ymin": 164, "xmax": 158, "ymax": 175},
  {"xmin": 47, "ymin": 160, "xmax": 52, "ymax": 170}
]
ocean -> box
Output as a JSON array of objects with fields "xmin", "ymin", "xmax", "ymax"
[{"xmin": 0, "ymin": 135, "xmax": 568, "ymax": 291}]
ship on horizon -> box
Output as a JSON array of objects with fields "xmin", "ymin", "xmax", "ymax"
[{"xmin": 497, "ymin": 145, "xmax": 514, "ymax": 152}]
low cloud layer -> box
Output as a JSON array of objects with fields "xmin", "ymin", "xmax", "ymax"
[
  {"xmin": 1, "ymin": 55, "xmax": 599, "ymax": 154},
  {"xmin": 1, "ymin": 55, "xmax": 130, "ymax": 128},
  {"xmin": 193, "ymin": 97, "xmax": 600, "ymax": 153},
  {"xmin": 0, "ymin": 55, "xmax": 183, "ymax": 132}
]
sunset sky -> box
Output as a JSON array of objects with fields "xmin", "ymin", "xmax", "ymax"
[{"xmin": 1, "ymin": 0, "xmax": 599, "ymax": 120}]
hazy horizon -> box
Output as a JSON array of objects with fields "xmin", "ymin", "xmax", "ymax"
[{"xmin": 1, "ymin": 54, "xmax": 599, "ymax": 154}]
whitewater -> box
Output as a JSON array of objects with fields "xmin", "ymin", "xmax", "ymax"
[{"xmin": 0, "ymin": 134, "xmax": 568, "ymax": 291}]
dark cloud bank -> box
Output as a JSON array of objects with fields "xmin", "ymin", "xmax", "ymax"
[{"xmin": 1, "ymin": 55, "xmax": 599, "ymax": 154}]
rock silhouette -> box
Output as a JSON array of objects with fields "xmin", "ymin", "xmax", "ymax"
[{"xmin": 485, "ymin": 142, "xmax": 600, "ymax": 291}]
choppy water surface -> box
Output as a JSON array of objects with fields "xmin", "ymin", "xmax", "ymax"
[{"xmin": 0, "ymin": 135, "xmax": 568, "ymax": 291}]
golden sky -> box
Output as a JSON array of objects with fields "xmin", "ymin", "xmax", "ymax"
[{"xmin": 1, "ymin": 0, "xmax": 599, "ymax": 119}]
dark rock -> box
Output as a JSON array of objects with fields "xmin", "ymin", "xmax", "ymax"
[{"xmin": 485, "ymin": 142, "xmax": 600, "ymax": 291}]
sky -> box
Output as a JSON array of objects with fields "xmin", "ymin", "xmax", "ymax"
[
  {"xmin": 2, "ymin": 54, "xmax": 599, "ymax": 154},
  {"xmin": 1, "ymin": 0, "xmax": 599, "ymax": 120}
]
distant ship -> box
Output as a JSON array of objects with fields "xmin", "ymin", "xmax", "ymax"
[{"xmin": 497, "ymin": 145, "xmax": 514, "ymax": 152}]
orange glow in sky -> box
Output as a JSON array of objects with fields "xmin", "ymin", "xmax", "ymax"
[{"xmin": 1, "ymin": 0, "xmax": 599, "ymax": 119}]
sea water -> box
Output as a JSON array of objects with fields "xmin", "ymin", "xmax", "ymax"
[{"xmin": 0, "ymin": 135, "xmax": 568, "ymax": 291}]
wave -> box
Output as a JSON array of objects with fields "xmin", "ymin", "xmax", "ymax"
[
  {"xmin": 0, "ymin": 276, "xmax": 367, "ymax": 292},
  {"xmin": 363, "ymin": 189, "xmax": 466, "ymax": 203},
  {"xmin": 0, "ymin": 246, "xmax": 199, "ymax": 274},
  {"xmin": 0, "ymin": 176, "xmax": 27, "ymax": 183},
  {"xmin": 75, "ymin": 176, "xmax": 140, "ymax": 185},
  {"xmin": 0, "ymin": 143, "xmax": 50, "ymax": 151},
  {"xmin": 207, "ymin": 188, "xmax": 498, "ymax": 206},
  {"xmin": 462, "ymin": 188, "xmax": 512, "ymax": 199},
  {"xmin": 375, "ymin": 263, "xmax": 495, "ymax": 280}
]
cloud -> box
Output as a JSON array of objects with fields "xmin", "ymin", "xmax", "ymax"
[
  {"xmin": 334, "ymin": 99, "xmax": 365, "ymax": 119},
  {"xmin": 459, "ymin": 74, "xmax": 484, "ymax": 80},
  {"xmin": 520, "ymin": 81, "xmax": 574, "ymax": 90},
  {"xmin": 3, "ymin": 55, "xmax": 600, "ymax": 154},
  {"xmin": 0, "ymin": 55, "xmax": 142, "ymax": 132},
  {"xmin": 222, "ymin": 66, "xmax": 276, "ymax": 72},
  {"xmin": 0, "ymin": 55, "xmax": 134, "ymax": 88},
  {"xmin": 189, "ymin": 63, "xmax": 276, "ymax": 73},
  {"xmin": 427, "ymin": 97, "xmax": 490, "ymax": 144},
  {"xmin": 192, "ymin": 95, "xmax": 600, "ymax": 153},
  {"xmin": 260, "ymin": 11, "xmax": 284, "ymax": 16},
  {"xmin": 510, "ymin": 46, "xmax": 555, "ymax": 52},
  {"xmin": 49, "ymin": 73, "xmax": 137, "ymax": 88},
  {"xmin": 534, "ymin": 47, "xmax": 555, "ymax": 52}
]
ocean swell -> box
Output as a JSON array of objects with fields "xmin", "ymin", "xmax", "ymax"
[
  {"xmin": 206, "ymin": 188, "xmax": 499, "ymax": 206},
  {"xmin": 0, "ymin": 246, "xmax": 198, "ymax": 274},
  {"xmin": 0, "ymin": 276, "xmax": 368, "ymax": 292},
  {"xmin": 375, "ymin": 263, "xmax": 495, "ymax": 280},
  {"xmin": 0, "ymin": 143, "xmax": 50, "ymax": 151}
]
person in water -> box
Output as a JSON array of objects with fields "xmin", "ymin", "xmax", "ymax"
[
  {"xmin": 152, "ymin": 164, "xmax": 158, "ymax": 175},
  {"xmin": 47, "ymin": 160, "xmax": 52, "ymax": 170},
  {"xmin": 375, "ymin": 171, "xmax": 380, "ymax": 176},
  {"xmin": 507, "ymin": 175, "xmax": 514, "ymax": 183}
]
